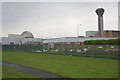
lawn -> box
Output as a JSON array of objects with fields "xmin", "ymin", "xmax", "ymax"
[
  {"xmin": 2, "ymin": 66, "xmax": 37, "ymax": 78},
  {"xmin": 0, "ymin": 65, "xmax": 1, "ymax": 79},
  {"xmin": 0, "ymin": 50, "xmax": 2, "ymax": 79},
  {"xmin": 2, "ymin": 50, "xmax": 118, "ymax": 78}
]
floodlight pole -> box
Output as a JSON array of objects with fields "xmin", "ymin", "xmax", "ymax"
[
  {"xmin": 77, "ymin": 24, "xmax": 79, "ymax": 37},
  {"xmin": 77, "ymin": 24, "xmax": 81, "ymax": 45},
  {"xmin": 77, "ymin": 24, "xmax": 81, "ymax": 37}
]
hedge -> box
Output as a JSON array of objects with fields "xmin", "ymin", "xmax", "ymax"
[{"xmin": 84, "ymin": 39, "xmax": 120, "ymax": 45}]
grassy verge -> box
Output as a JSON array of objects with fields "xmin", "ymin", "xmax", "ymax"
[
  {"xmin": 2, "ymin": 66, "xmax": 37, "ymax": 78},
  {"xmin": 2, "ymin": 50, "xmax": 119, "ymax": 78}
]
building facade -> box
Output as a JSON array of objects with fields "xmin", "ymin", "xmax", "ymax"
[
  {"xmin": 1, "ymin": 31, "xmax": 42, "ymax": 45},
  {"xmin": 103, "ymin": 30, "xmax": 120, "ymax": 38},
  {"xmin": 86, "ymin": 30, "xmax": 120, "ymax": 38},
  {"xmin": 86, "ymin": 31, "xmax": 98, "ymax": 37},
  {"xmin": 43, "ymin": 37, "xmax": 118, "ymax": 45}
]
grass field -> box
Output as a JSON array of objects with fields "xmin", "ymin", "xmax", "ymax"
[
  {"xmin": 0, "ymin": 50, "xmax": 2, "ymax": 79},
  {"xmin": 2, "ymin": 66, "xmax": 37, "ymax": 78},
  {"xmin": 2, "ymin": 50, "xmax": 119, "ymax": 78},
  {"xmin": 0, "ymin": 65, "xmax": 1, "ymax": 79}
]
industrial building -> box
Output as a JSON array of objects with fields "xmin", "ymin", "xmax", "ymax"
[
  {"xmin": 43, "ymin": 8, "xmax": 119, "ymax": 44},
  {"xmin": 8, "ymin": 31, "xmax": 34, "ymax": 38},
  {"xmin": 103, "ymin": 30, "xmax": 120, "ymax": 38},
  {"xmin": 43, "ymin": 37, "xmax": 117, "ymax": 45},
  {"xmin": 1, "ymin": 31, "xmax": 42, "ymax": 45},
  {"xmin": 86, "ymin": 8, "xmax": 120, "ymax": 38},
  {"xmin": 86, "ymin": 31, "xmax": 98, "ymax": 37},
  {"xmin": 1, "ymin": 8, "xmax": 119, "ymax": 45},
  {"xmin": 86, "ymin": 30, "xmax": 120, "ymax": 38}
]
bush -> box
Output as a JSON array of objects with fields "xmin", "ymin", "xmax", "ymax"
[{"xmin": 84, "ymin": 39, "xmax": 120, "ymax": 45}]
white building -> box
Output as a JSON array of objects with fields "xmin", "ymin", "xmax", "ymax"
[
  {"xmin": 8, "ymin": 31, "xmax": 34, "ymax": 38},
  {"xmin": 1, "ymin": 31, "xmax": 42, "ymax": 45},
  {"xmin": 8, "ymin": 34, "xmax": 23, "ymax": 38}
]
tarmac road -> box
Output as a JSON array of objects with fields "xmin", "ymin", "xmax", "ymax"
[{"xmin": 1, "ymin": 61, "xmax": 73, "ymax": 79}]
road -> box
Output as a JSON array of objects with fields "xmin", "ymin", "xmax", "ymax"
[{"xmin": 1, "ymin": 61, "xmax": 73, "ymax": 79}]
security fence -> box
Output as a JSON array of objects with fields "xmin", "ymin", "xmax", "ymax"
[
  {"xmin": 2, "ymin": 44, "xmax": 43, "ymax": 52},
  {"xmin": 42, "ymin": 44, "xmax": 119, "ymax": 59},
  {"xmin": 2, "ymin": 44, "xmax": 119, "ymax": 59}
]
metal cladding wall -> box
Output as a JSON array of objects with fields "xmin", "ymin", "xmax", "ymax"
[
  {"xmin": 43, "ymin": 37, "xmax": 78, "ymax": 44},
  {"xmin": 2, "ymin": 37, "xmax": 24, "ymax": 45},
  {"xmin": 43, "ymin": 37, "xmax": 118, "ymax": 44},
  {"xmin": 2, "ymin": 37, "xmax": 42, "ymax": 45}
]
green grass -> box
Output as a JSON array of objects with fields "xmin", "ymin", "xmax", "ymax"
[
  {"xmin": 0, "ymin": 65, "xmax": 2, "ymax": 79},
  {"xmin": 2, "ymin": 66, "xmax": 37, "ymax": 78},
  {"xmin": 2, "ymin": 50, "xmax": 119, "ymax": 78},
  {"xmin": 0, "ymin": 50, "xmax": 2, "ymax": 79}
]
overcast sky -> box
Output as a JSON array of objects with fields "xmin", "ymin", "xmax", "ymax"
[{"xmin": 1, "ymin": 1, "xmax": 119, "ymax": 38}]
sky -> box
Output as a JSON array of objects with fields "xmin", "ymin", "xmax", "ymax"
[{"xmin": 1, "ymin": 0, "xmax": 119, "ymax": 38}]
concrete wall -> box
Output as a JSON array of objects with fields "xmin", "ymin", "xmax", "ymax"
[
  {"xmin": 8, "ymin": 34, "xmax": 23, "ymax": 38},
  {"xmin": 86, "ymin": 31, "xmax": 98, "ymax": 37}
]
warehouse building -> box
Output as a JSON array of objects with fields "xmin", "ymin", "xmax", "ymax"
[{"xmin": 43, "ymin": 37, "xmax": 118, "ymax": 45}]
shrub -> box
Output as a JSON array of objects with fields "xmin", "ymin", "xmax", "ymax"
[{"xmin": 84, "ymin": 39, "xmax": 120, "ymax": 45}]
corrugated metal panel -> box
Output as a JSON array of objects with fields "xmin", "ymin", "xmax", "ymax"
[
  {"xmin": 2, "ymin": 37, "xmax": 42, "ymax": 45},
  {"xmin": 43, "ymin": 37, "xmax": 118, "ymax": 43}
]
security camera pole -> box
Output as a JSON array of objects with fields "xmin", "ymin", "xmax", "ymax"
[{"xmin": 95, "ymin": 8, "xmax": 105, "ymax": 37}]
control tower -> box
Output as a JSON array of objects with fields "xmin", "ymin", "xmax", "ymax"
[{"xmin": 95, "ymin": 8, "xmax": 105, "ymax": 37}]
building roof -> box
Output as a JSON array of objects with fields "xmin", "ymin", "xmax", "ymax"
[{"xmin": 21, "ymin": 31, "xmax": 34, "ymax": 38}]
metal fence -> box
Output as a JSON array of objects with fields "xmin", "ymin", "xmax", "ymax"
[
  {"xmin": 2, "ymin": 44, "xmax": 119, "ymax": 59},
  {"xmin": 2, "ymin": 44, "xmax": 43, "ymax": 52},
  {"xmin": 43, "ymin": 44, "xmax": 119, "ymax": 59}
]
